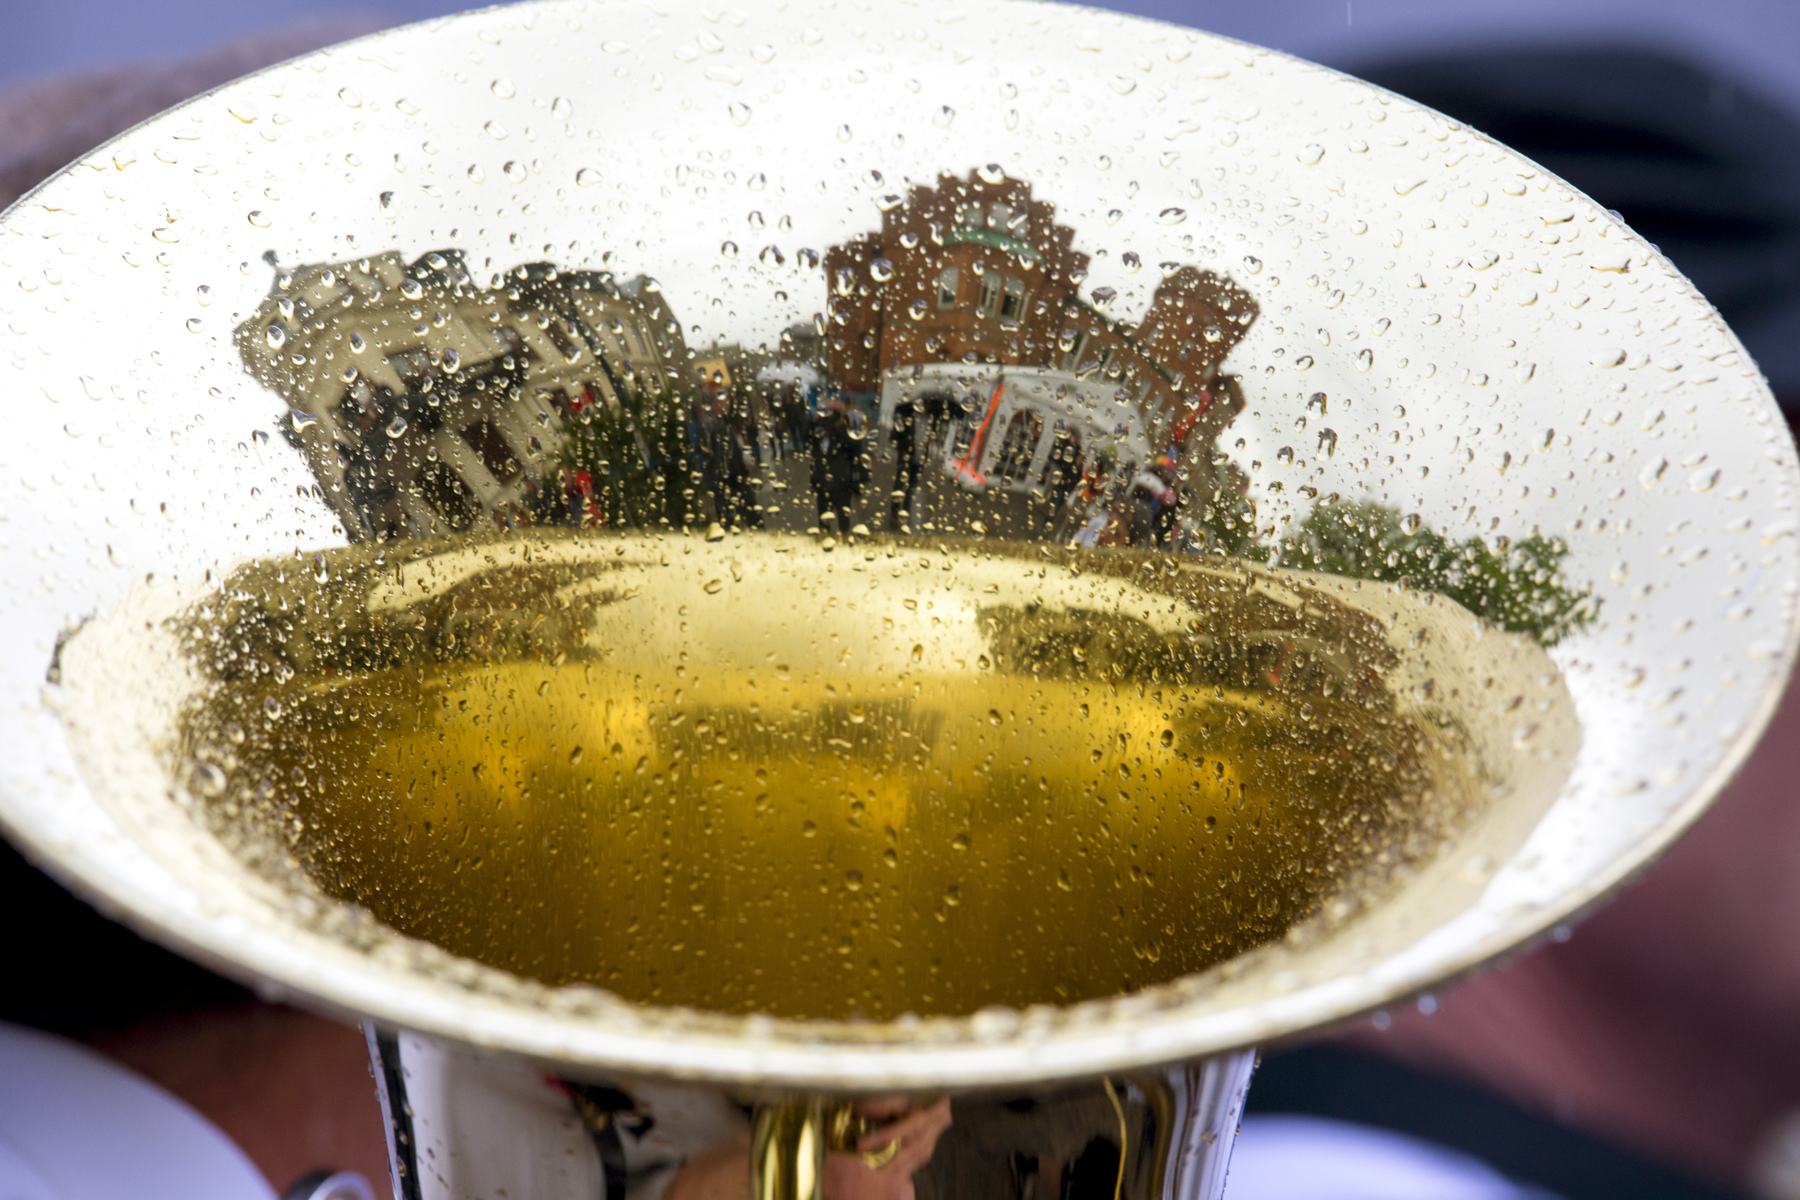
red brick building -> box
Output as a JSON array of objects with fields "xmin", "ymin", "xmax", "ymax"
[{"xmin": 824, "ymin": 169, "xmax": 1258, "ymax": 460}]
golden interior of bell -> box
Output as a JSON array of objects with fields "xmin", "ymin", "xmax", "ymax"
[{"xmin": 176, "ymin": 532, "xmax": 1478, "ymax": 1021}]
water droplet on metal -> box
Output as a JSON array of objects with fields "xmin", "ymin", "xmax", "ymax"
[{"xmin": 192, "ymin": 762, "xmax": 227, "ymax": 798}]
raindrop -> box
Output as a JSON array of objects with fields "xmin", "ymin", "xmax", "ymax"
[
  {"xmin": 192, "ymin": 762, "xmax": 227, "ymax": 798},
  {"xmin": 265, "ymin": 324, "xmax": 287, "ymax": 349},
  {"xmin": 467, "ymin": 164, "xmax": 486, "ymax": 183},
  {"xmin": 551, "ymin": 97, "xmax": 574, "ymax": 120},
  {"xmin": 386, "ymin": 415, "xmax": 408, "ymax": 438},
  {"xmin": 870, "ymin": 258, "xmax": 896, "ymax": 282},
  {"xmin": 933, "ymin": 105, "xmax": 956, "ymax": 128},
  {"xmin": 1296, "ymin": 144, "xmax": 1325, "ymax": 165},
  {"xmin": 721, "ymin": 240, "xmax": 740, "ymax": 259},
  {"xmin": 575, "ymin": 167, "xmax": 600, "ymax": 187},
  {"xmin": 400, "ymin": 277, "xmax": 424, "ymax": 300},
  {"xmin": 484, "ymin": 120, "xmax": 508, "ymax": 140},
  {"xmin": 759, "ymin": 245, "xmax": 785, "ymax": 267},
  {"xmin": 977, "ymin": 163, "xmax": 1005, "ymax": 184},
  {"xmin": 1401, "ymin": 512, "xmax": 1423, "ymax": 534},
  {"xmin": 441, "ymin": 348, "xmax": 461, "ymax": 372},
  {"xmin": 748, "ymin": 172, "xmax": 767, "ymax": 191},
  {"xmin": 312, "ymin": 552, "xmax": 330, "ymax": 583},
  {"xmin": 379, "ymin": 190, "xmax": 396, "ymax": 212},
  {"xmin": 703, "ymin": 578, "xmax": 725, "ymax": 594},
  {"xmin": 1091, "ymin": 286, "xmax": 1117, "ymax": 311},
  {"xmin": 289, "ymin": 409, "xmax": 317, "ymax": 432},
  {"xmin": 1157, "ymin": 207, "xmax": 1187, "ymax": 225},
  {"xmin": 1243, "ymin": 255, "xmax": 1263, "ymax": 274},
  {"xmin": 1202, "ymin": 324, "xmax": 1223, "ymax": 343},
  {"xmin": 349, "ymin": 332, "xmax": 367, "ymax": 353},
  {"xmin": 1356, "ymin": 348, "xmax": 1373, "ymax": 372},
  {"xmin": 908, "ymin": 299, "xmax": 929, "ymax": 320},
  {"xmin": 395, "ymin": 98, "xmax": 421, "ymax": 116},
  {"xmin": 1639, "ymin": 456, "xmax": 1669, "ymax": 489},
  {"xmin": 1293, "ymin": 355, "xmax": 1314, "ymax": 371},
  {"xmin": 491, "ymin": 78, "xmax": 516, "ymax": 98},
  {"xmin": 1317, "ymin": 428, "xmax": 1338, "ymax": 457},
  {"xmin": 1121, "ymin": 251, "xmax": 1141, "ymax": 272},
  {"xmin": 728, "ymin": 101, "xmax": 752, "ymax": 127},
  {"xmin": 185, "ymin": 318, "xmax": 205, "ymax": 334},
  {"xmin": 1689, "ymin": 468, "xmax": 1721, "ymax": 494},
  {"xmin": 836, "ymin": 123, "xmax": 853, "ymax": 143},
  {"xmin": 247, "ymin": 210, "xmax": 270, "ymax": 227},
  {"xmin": 503, "ymin": 160, "xmax": 527, "ymax": 182},
  {"xmin": 337, "ymin": 87, "xmax": 362, "ymax": 109}
]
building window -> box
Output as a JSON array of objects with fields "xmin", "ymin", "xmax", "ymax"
[
  {"xmin": 978, "ymin": 272, "xmax": 1002, "ymax": 318},
  {"xmin": 386, "ymin": 348, "xmax": 432, "ymax": 394},
  {"xmin": 937, "ymin": 267, "xmax": 959, "ymax": 310},
  {"xmin": 999, "ymin": 278, "xmax": 1026, "ymax": 322},
  {"xmin": 460, "ymin": 418, "xmax": 522, "ymax": 484},
  {"xmin": 415, "ymin": 461, "xmax": 477, "ymax": 531},
  {"xmin": 545, "ymin": 319, "xmax": 580, "ymax": 360},
  {"xmin": 1060, "ymin": 331, "xmax": 1090, "ymax": 373}
]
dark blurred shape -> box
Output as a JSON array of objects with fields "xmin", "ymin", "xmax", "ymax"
[
  {"xmin": 1249, "ymin": 1045, "xmax": 1750, "ymax": 1200},
  {"xmin": 1359, "ymin": 47, "xmax": 1800, "ymax": 409},
  {"xmin": 0, "ymin": 15, "xmax": 393, "ymax": 211},
  {"xmin": 0, "ymin": 834, "xmax": 250, "ymax": 1038}
]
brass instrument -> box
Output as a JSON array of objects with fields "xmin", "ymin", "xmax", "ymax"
[{"xmin": 0, "ymin": 2, "xmax": 1792, "ymax": 1198}]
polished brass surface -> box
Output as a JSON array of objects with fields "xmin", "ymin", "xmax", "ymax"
[
  {"xmin": 174, "ymin": 532, "xmax": 1482, "ymax": 1019},
  {"xmin": 753, "ymin": 1099, "xmax": 826, "ymax": 1200}
]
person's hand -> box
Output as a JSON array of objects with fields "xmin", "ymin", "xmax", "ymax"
[{"xmin": 822, "ymin": 1097, "xmax": 953, "ymax": 1200}]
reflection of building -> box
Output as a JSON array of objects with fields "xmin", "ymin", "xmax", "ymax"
[
  {"xmin": 235, "ymin": 250, "xmax": 686, "ymax": 541},
  {"xmin": 823, "ymin": 169, "xmax": 1257, "ymax": 462}
]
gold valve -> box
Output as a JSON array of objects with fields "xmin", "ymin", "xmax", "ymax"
[{"xmin": 750, "ymin": 1099, "xmax": 904, "ymax": 1200}]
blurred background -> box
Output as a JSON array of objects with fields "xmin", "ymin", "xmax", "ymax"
[{"xmin": 3, "ymin": 2, "xmax": 1800, "ymax": 1199}]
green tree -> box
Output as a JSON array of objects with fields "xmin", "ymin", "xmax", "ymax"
[{"xmin": 1269, "ymin": 501, "xmax": 1595, "ymax": 646}]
